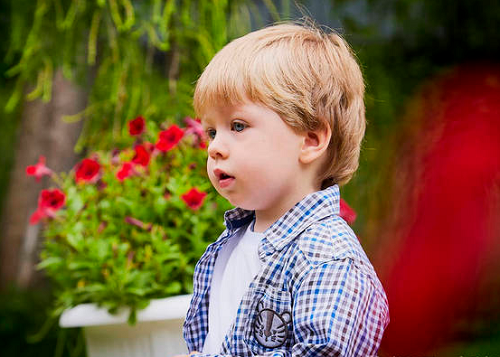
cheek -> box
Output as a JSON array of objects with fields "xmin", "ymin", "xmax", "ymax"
[
  {"xmin": 206, "ymin": 160, "xmax": 216, "ymax": 184},
  {"xmin": 256, "ymin": 149, "xmax": 297, "ymax": 175}
]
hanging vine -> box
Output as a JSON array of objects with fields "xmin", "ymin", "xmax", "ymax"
[{"xmin": 6, "ymin": 0, "xmax": 292, "ymax": 151}]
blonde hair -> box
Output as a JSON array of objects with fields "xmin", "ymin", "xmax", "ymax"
[{"xmin": 194, "ymin": 22, "xmax": 366, "ymax": 187}]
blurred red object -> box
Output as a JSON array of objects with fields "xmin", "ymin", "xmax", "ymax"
[
  {"xmin": 339, "ymin": 198, "xmax": 357, "ymax": 225},
  {"xmin": 379, "ymin": 63, "xmax": 500, "ymax": 355},
  {"xmin": 26, "ymin": 155, "xmax": 53, "ymax": 182}
]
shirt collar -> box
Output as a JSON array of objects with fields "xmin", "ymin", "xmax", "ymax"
[{"xmin": 223, "ymin": 185, "xmax": 340, "ymax": 258}]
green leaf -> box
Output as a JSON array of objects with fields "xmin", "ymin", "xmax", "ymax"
[
  {"xmin": 36, "ymin": 257, "xmax": 63, "ymax": 270},
  {"xmin": 164, "ymin": 281, "xmax": 182, "ymax": 295},
  {"xmin": 127, "ymin": 288, "xmax": 147, "ymax": 297},
  {"xmin": 67, "ymin": 261, "xmax": 95, "ymax": 270},
  {"xmin": 67, "ymin": 188, "xmax": 84, "ymax": 212},
  {"xmin": 66, "ymin": 232, "xmax": 83, "ymax": 251}
]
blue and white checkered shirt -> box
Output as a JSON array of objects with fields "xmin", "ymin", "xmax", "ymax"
[{"xmin": 183, "ymin": 185, "xmax": 389, "ymax": 356}]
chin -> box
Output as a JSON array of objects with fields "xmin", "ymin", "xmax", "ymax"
[
  {"xmin": 218, "ymin": 193, "xmax": 239, "ymax": 208},
  {"xmin": 235, "ymin": 200, "xmax": 264, "ymax": 212},
  {"xmin": 219, "ymin": 191, "xmax": 262, "ymax": 211},
  {"xmin": 225, "ymin": 196, "xmax": 252, "ymax": 210}
]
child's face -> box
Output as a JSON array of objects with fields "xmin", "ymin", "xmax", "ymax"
[{"xmin": 202, "ymin": 102, "xmax": 311, "ymax": 219}]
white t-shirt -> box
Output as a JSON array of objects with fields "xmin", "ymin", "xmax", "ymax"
[{"xmin": 203, "ymin": 222, "xmax": 264, "ymax": 353}]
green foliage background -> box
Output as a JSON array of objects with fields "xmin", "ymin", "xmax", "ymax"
[
  {"xmin": 5, "ymin": 0, "xmax": 270, "ymax": 150},
  {"xmin": 0, "ymin": 0, "xmax": 22, "ymax": 223}
]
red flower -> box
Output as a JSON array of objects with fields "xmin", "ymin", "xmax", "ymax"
[
  {"xmin": 26, "ymin": 155, "xmax": 53, "ymax": 182},
  {"xmin": 75, "ymin": 158, "xmax": 101, "ymax": 183},
  {"xmin": 39, "ymin": 188, "xmax": 66, "ymax": 211},
  {"xmin": 339, "ymin": 198, "xmax": 357, "ymax": 225},
  {"xmin": 155, "ymin": 125, "xmax": 184, "ymax": 152},
  {"xmin": 116, "ymin": 162, "xmax": 134, "ymax": 181},
  {"xmin": 181, "ymin": 188, "xmax": 207, "ymax": 210},
  {"xmin": 131, "ymin": 144, "xmax": 150, "ymax": 167},
  {"xmin": 29, "ymin": 188, "xmax": 66, "ymax": 224},
  {"xmin": 128, "ymin": 116, "xmax": 145, "ymax": 136}
]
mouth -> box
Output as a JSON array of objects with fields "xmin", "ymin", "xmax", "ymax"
[{"xmin": 214, "ymin": 169, "xmax": 235, "ymax": 188}]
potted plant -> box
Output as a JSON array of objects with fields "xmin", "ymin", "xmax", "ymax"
[{"xmin": 28, "ymin": 115, "xmax": 231, "ymax": 356}]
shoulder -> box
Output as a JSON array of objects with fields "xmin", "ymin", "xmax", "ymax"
[
  {"xmin": 288, "ymin": 215, "xmax": 389, "ymax": 314},
  {"xmin": 296, "ymin": 215, "xmax": 361, "ymax": 260},
  {"xmin": 290, "ymin": 214, "xmax": 378, "ymax": 280}
]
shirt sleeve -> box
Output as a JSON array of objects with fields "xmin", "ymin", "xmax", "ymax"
[
  {"xmin": 290, "ymin": 258, "xmax": 389, "ymax": 357},
  {"xmin": 188, "ymin": 258, "xmax": 389, "ymax": 357}
]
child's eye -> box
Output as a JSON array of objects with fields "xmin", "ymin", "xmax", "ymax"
[
  {"xmin": 231, "ymin": 121, "xmax": 247, "ymax": 132},
  {"xmin": 206, "ymin": 128, "xmax": 216, "ymax": 140}
]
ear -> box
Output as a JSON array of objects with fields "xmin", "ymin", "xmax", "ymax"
[{"xmin": 299, "ymin": 124, "xmax": 331, "ymax": 165}]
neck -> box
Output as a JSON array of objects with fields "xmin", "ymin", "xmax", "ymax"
[
  {"xmin": 253, "ymin": 213, "xmax": 281, "ymax": 233},
  {"xmin": 253, "ymin": 184, "xmax": 319, "ymax": 233}
]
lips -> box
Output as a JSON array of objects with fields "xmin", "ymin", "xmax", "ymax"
[{"xmin": 213, "ymin": 169, "xmax": 235, "ymax": 188}]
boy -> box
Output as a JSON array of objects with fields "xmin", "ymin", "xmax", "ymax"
[{"xmin": 182, "ymin": 22, "xmax": 389, "ymax": 357}]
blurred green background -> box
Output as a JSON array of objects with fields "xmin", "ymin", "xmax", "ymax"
[{"xmin": 1, "ymin": 0, "xmax": 499, "ymax": 356}]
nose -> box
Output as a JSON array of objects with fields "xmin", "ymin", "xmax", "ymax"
[{"xmin": 207, "ymin": 135, "xmax": 229, "ymax": 160}]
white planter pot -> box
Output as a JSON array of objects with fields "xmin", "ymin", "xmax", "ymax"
[{"xmin": 59, "ymin": 294, "xmax": 192, "ymax": 357}]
